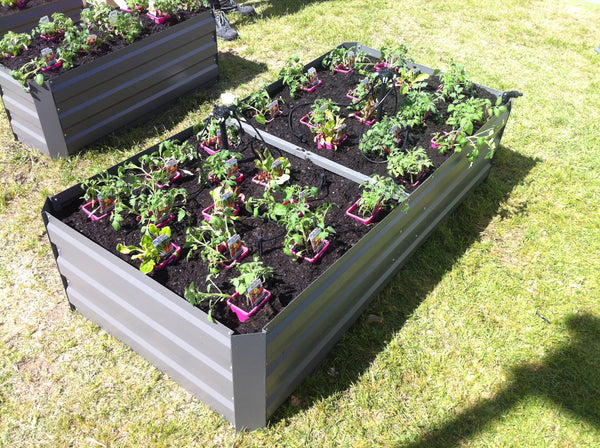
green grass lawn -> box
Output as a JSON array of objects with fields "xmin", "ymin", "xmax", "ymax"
[{"xmin": 1, "ymin": 0, "xmax": 599, "ymax": 446}]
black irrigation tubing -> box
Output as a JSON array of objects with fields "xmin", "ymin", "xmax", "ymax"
[
  {"xmin": 255, "ymin": 227, "xmax": 287, "ymax": 257},
  {"xmin": 227, "ymin": 104, "xmax": 284, "ymax": 159}
]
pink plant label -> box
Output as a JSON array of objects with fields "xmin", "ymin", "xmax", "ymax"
[
  {"xmin": 308, "ymin": 227, "xmax": 326, "ymax": 254},
  {"xmin": 247, "ymin": 279, "xmax": 266, "ymax": 306},
  {"xmin": 272, "ymin": 158, "xmax": 283, "ymax": 176},
  {"xmin": 41, "ymin": 48, "xmax": 57, "ymax": 67},
  {"xmin": 227, "ymin": 234, "xmax": 243, "ymax": 260},
  {"xmin": 348, "ymin": 50, "xmax": 356, "ymax": 68},
  {"xmin": 268, "ymin": 100, "xmax": 279, "ymax": 117},
  {"xmin": 225, "ymin": 157, "xmax": 239, "ymax": 178},
  {"xmin": 307, "ymin": 67, "xmax": 319, "ymax": 86},
  {"xmin": 335, "ymin": 123, "xmax": 347, "ymax": 140},
  {"xmin": 220, "ymin": 190, "xmax": 234, "ymax": 209},
  {"xmin": 153, "ymin": 233, "xmax": 171, "ymax": 257},
  {"xmin": 165, "ymin": 159, "xmax": 178, "ymax": 177},
  {"xmin": 97, "ymin": 194, "xmax": 115, "ymax": 213}
]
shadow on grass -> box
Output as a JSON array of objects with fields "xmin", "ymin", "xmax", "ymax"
[
  {"xmin": 241, "ymin": 0, "xmax": 331, "ymax": 19},
  {"xmin": 402, "ymin": 312, "xmax": 600, "ymax": 447},
  {"xmin": 269, "ymin": 144, "xmax": 541, "ymax": 423},
  {"xmin": 83, "ymin": 53, "xmax": 269, "ymax": 155}
]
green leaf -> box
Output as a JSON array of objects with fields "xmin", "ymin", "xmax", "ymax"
[
  {"xmin": 140, "ymin": 259, "xmax": 154, "ymax": 274},
  {"xmin": 35, "ymin": 74, "xmax": 44, "ymax": 86}
]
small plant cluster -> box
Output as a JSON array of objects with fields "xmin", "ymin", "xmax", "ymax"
[
  {"xmin": 253, "ymin": 148, "xmax": 291, "ymax": 186},
  {"xmin": 0, "ymin": 1, "xmax": 206, "ymax": 90},
  {"xmin": 278, "ymin": 55, "xmax": 320, "ymax": 98},
  {"xmin": 237, "ymin": 85, "xmax": 282, "ymax": 125},
  {"xmin": 81, "ymin": 139, "xmax": 194, "ymax": 232},
  {"xmin": 430, "ymin": 62, "xmax": 508, "ymax": 161},
  {"xmin": 322, "ymin": 45, "xmax": 368, "ymax": 73},
  {"xmin": 196, "ymin": 118, "xmax": 243, "ymax": 153},
  {"xmin": 246, "ymin": 181, "xmax": 335, "ymax": 260},
  {"xmin": 305, "ymin": 98, "xmax": 347, "ymax": 149},
  {"xmin": 353, "ymin": 174, "xmax": 408, "ymax": 219}
]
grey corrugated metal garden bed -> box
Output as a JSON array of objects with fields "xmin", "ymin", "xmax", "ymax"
[
  {"xmin": 0, "ymin": 0, "xmax": 83, "ymax": 36},
  {"xmin": 42, "ymin": 47, "xmax": 514, "ymax": 430},
  {"xmin": 0, "ymin": 9, "xmax": 218, "ymax": 158}
]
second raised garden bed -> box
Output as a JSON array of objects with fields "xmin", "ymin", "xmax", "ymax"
[{"xmin": 0, "ymin": 7, "xmax": 218, "ymax": 158}]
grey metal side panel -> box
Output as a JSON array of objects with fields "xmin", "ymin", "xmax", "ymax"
[
  {"xmin": 0, "ymin": 68, "xmax": 60, "ymax": 157},
  {"xmin": 0, "ymin": 0, "xmax": 83, "ymax": 36},
  {"xmin": 43, "ymin": 213, "xmax": 239, "ymax": 424},
  {"xmin": 231, "ymin": 332, "xmax": 267, "ymax": 430},
  {"xmin": 262, "ymin": 107, "xmax": 511, "ymax": 418}
]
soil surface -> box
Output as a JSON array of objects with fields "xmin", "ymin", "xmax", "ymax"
[{"xmin": 55, "ymin": 60, "xmax": 499, "ymax": 334}]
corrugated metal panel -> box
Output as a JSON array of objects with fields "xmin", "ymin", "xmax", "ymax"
[
  {"xmin": 231, "ymin": 333, "xmax": 267, "ymax": 430},
  {"xmin": 0, "ymin": 0, "xmax": 83, "ymax": 36},
  {"xmin": 0, "ymin": 68, "xmax": 51, "ymax": 154},
  {"xmin": 44, "ymin": 213, "xmax": 239, "ymax": 423}
]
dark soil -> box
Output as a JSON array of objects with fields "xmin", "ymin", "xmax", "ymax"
[
  {"xmin": 240, "ymin": 63, "xmax": 497, "ymax": 188},
  {"xmin": 1, "ymin": 8, "xmax": 207, "ymax": 83},
  {"xmin": 55, "ymin": 60, "xmax": 499, "ymax": 334}
]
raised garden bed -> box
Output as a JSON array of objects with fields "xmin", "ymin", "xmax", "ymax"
[
  {"xmin": 42, "ymin": 43, "xmax": 516, "ymax": 429},
  {"xmin": 0, "ymin": 0, "xmax": 83, "ymax": 36},
  {"xmin": 0, "ymin": 7, "xmax": 218, "ymax": 158}
]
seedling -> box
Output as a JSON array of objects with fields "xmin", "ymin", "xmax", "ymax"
[
  {"xmin": 359, "ymin": 114, "xmax": 407, "ymax": 158},
  {"xmin": 0, "ymin": 32, "xmax": 31, "ymax": 57},
  {"xmin": 203, "ymin": 150, "xmax": 243, "ymax": 186},
  {"xmin": 378, "ymin": 44, "xmax": 410, "ymax": 71},
  {"xmin": 230, "ymin": 257, "xmax": 273, "ymax": 307},
  {"xmin": 279, "ymin": 203, "xmax": 336, "ymax": 259},
  {"xmin": 387, "ymin": 146, "xmax": 433, "ymax": 184},
  {"xmin": 239, "ymin": 85, "xmax": 282, "ymax": 124},
  {"xmin": 116, "ymin": 224, "xmax": 178, "ymax": 274},
  {"xmin": 356, "ymin": 174, "xmax": 407, "ymax": 217},
  {"xmin": 322, "ymin": 46, "xmax": 367, "ymax": 72},
  {"xmin": 437, "ymin": 60, "xmax": 474, "ymax": 101},
  {"xmin": 398, "ymin": 90, "xmax": 438, "ymax": 127},
  {"xmin": 253, "ymin": 148, "xmax": 291, "ymax": 186},
  {"xmin": 279, "ymin": 55, "xmax": 310, "ymax": 98}
]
